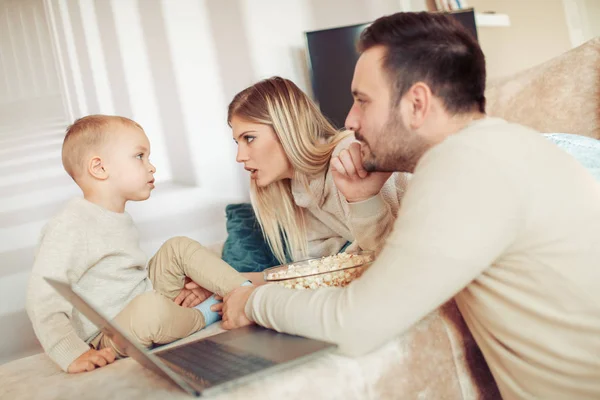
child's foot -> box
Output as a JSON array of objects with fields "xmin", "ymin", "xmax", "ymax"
[{"xmin": 194, "ymin": 280, "xmax": 252, "ymax": 326}]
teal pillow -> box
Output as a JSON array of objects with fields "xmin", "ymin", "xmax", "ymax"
[{"xmin": 221, "ymin": 203, "xmax": 282, "ymax": 273}]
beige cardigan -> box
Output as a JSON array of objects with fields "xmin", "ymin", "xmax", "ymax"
[{"xmin": 291, "ymin": 135, "xmax": 410, "ymax": 258}]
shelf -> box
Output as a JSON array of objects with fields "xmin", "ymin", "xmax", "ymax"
[{"xmin": 475, "ymin": 12, "xmax": 511, "ymax": 27}]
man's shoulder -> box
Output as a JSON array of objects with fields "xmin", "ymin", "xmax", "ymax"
[
  {"xmin": 433, "ymin": 117, "xmax": 543, "ymax": 160},
  {"xmin": 331, "ymin": 131, "xmax": 356, "ymax": 157},
  {"xmin": 413, "ymin": 118, "xmax": 537, "ymax": 182},
  {"xmin": 455, "ymin": 117, "xmax": 539, "ymax": 144}
]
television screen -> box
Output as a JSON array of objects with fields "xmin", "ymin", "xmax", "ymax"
[
  {"xmin": 448, "ymin": 9, "xmax": 478, "ymax": 41},
  {"xmin": 305, "ymin": 9, "xmax": 478, "ymax": 129},
  {"xmin": 306, "ymin": 22, "xmax": 369, "ymax": 129}
]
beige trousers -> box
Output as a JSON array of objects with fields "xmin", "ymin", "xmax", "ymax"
[{"xmin": 91, "ymin": 236, "xmax": 246, "ymax": 356}]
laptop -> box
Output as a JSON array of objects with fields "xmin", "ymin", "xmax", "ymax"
[{"xmin": 45, "ymin": 277, "xmax": 336, "ymax": 397}]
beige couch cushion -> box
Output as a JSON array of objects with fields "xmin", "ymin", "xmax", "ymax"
[{"xmin": 486, "ymin": 37, "xmax": 600, "ymax": 139}]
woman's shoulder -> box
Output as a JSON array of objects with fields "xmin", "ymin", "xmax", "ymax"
[{"xmin": 331, "ymin": 130, "xmax": 356, "ymax": 158}]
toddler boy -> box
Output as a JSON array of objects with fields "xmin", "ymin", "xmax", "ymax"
[{"xmin": 26, "ymin": 115, "xmax": 249, "ymax": 373}]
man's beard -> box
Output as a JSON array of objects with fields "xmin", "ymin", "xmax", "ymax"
[
  {"xmin": 362, "ymin": 155, "xmax": 378, "ymax": 173},
  {"xmin": 359, "ymin": 113, "xmax": 430, "ymax": 173}
]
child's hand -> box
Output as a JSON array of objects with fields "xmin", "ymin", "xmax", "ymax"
[
  {"xmin": 67, "ymin": 348, "xmax": 116, "ymax": 373},
  {"xmin": 212, "ymin": 286, "xmax": 257, "ymax": 330},
  {"xmin": 174, "ymin": 277, "xmax": 213, "ymax": 307}
]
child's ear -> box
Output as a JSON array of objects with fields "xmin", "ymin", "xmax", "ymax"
[{"xmin": 88, "ymin": 156, "xmax": 108, "ymax": 180}]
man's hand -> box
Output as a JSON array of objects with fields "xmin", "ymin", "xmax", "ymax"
[
  {"xmin": 331, "ymin": 142, "xmax": 392, "ymax": 203},
  {"xmin": 211, "ymin": 286, "xmax": 257, "ymax": 330},
  {"xmin": 174, "ymin": 277, "xmax": 213, "ymax": 308},
  {"xmin": 67, "ymin": 347, "xmax": 116, "ymax": 373}
]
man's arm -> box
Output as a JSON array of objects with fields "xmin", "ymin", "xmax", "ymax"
[{"xmin": 247, "ymin": 142, "xmax": 524, "ymax": 356}]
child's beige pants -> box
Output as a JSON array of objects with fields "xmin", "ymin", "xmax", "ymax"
[{"xmin": 90, "ymin": 236, "xmax": 246, "ymax": 356}]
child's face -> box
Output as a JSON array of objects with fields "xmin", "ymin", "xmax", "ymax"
[{"xmin": 104, "ymin": 125, "xmax": 156, "ymax": 202}]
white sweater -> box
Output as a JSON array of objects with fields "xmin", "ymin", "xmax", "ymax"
[
  {"xmin": 26, "ymin": 198, "xmax": 152, "ymax": 371},
  {"xmin": 292, "ymin": 135, "xmax": 410, "ymax": 257},
  {"xmin": 247, "ymin": 118, "xmax": 600, "ymax": 399}
]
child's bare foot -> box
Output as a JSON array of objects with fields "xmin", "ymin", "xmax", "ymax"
[
  {"xmin": 67, "ymin": 348, "xmax": 116, "ymax": 373},
  {"xmin": 174, "ymin": 277, "xmax": 213, "ymax": 308}
]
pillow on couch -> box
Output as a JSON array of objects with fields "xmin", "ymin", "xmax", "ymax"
[
  {"xmin": 485, "ymin": 37, "xmax": 600, "ymax": 140},
  {"xmin": 221, "ymin": 203, "xmax": 282, "ymax": 273},
  {"xmin": 221, "ymin": 203, "xmax": 353, "ymax": 273},
  {"xmin": 544, "ymin": 133, "xmax": 600, "ymax": 182}
]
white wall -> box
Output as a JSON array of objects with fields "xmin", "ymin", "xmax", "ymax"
[
  {"xmin": 240, "ymin": 0, "xmax": 313, "ymax": 92},
  {"xmin": 307, "ymin": 0, "xmax": 408, "ymax": 31},
  {"xmin": 0, "ymin": 0, "xmax": 66, "ymax": 128},
  {"xmin": 0, "ymin": 0, "xmax": 70, "ymax": 364},
  {"xmin": 471, "ymin": 0, "xmax": 573, "ymax": 79},
  {"xmin": 160, "ymin": 0, "xmax": 241, "ymax": 195},
  {"xmin": 236, "ymin": 0, "xmax": 414, "ymax": 94},
  {"xmin": 48, "ymin": 0, "xmax": 174, "ymax": 182},
  {"xmin": 562, "ymin": 0, "xmax": 600, "ymax": 48},
  {"xmin": 585, "ymin": 0, "xmax": 600, "ymax": 39}
]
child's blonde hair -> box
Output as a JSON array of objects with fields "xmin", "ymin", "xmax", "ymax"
[
  {"xmin": 227, "ymin": 77, "xmax": 351, "ymax": 263},
  {"xmin": 62, "ymin": 115, "xmax": 142, "ymax": 181}
]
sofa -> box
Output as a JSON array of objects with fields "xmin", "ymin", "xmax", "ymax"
[
  {"xmin": 1, "ymin": 38, "xmax": 598, "ymax": 400},
  {"xmin": 486, "ymin": 37, "xmax": 600, "ymax": 140}
]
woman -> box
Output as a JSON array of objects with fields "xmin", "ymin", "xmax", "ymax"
[
  {"xmin": 227, "ymin": 76, "xmax": 409, "ymax": 263},
  {"xmin": 177, "ymin": 76, "xmax": 407, "ymax": 307}
]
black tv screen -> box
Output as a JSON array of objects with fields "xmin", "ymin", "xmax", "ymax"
[
  {"xmin": 305, "ymin": 10, "xmax": 478, "ymax": 129},
  {"xmin": 306, "ymin": 22, "xmax": 369, "ymax": 129}
]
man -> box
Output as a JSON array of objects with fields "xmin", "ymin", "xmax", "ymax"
[{"xmin": 217, "ymin": 12, "xmax": 600, "ymax": 399}]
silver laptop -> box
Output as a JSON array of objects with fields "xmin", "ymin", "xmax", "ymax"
[{"xmin": 45, "ymin": 277, "xmax": 336, "ymax": 397}]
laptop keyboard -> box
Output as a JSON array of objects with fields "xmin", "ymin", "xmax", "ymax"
[{"xmin": 156, "ymin": 340, "xmax": 276, "ymax": 385}]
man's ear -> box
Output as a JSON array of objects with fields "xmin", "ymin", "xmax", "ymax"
[
  {"xmin": 88, "ymin": 156, "xmax": 108, "ymax": 180},
  {"xmin": 404, "ymin": 82, "xmax": 432, "ymax": 130}
]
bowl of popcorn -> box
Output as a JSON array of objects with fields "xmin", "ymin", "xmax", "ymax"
[{"xmin": 263, "ymin": 251, "xmax": 375, "ymax": 290}]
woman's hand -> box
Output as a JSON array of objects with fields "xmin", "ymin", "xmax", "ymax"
[
  {"xmin": 211, "ymin": 285, "xmax": 257, "ymax": 330},
  {"xmin": 331, "ymin": 142, "xmax": 392, "ymax": 203},
  {"xmin": 174, "ymin": 277, "xmax": 213, "ymax": 308}
]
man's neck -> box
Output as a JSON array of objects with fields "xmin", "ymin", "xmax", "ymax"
[
  {"xmin": 445, "ymin": 111, "xmax": 486, "ymax": 136},
  {"xmin": 83, "ymin": 190, "xmax": 127, "ymax": 213},
  {"xmin": 428, "ymin": 111, "xmax": 486, "ymax": 145}
]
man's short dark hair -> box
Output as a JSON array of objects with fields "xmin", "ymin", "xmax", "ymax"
[{"xmin": 358, "ymin": 12, "xmax": 486, "ymax": 113}]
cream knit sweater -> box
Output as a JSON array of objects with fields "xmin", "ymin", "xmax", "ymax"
[{"xmin": 26, "ymin": 198, "xmax": 151, "ymax": 371}]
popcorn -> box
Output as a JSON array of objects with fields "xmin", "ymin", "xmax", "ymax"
[{"xmin": 264, "ymin": 252, "xmax": 374, "ymax": 290}]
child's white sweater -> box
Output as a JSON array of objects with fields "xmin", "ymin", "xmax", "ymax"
[{"xmin": 26, "ymin": 198, "xmax": 151, "ymax": 371}]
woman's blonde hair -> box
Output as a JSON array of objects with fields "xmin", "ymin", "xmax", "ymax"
[{"xmin": 228, "ymin": 77, "xmax": 351, "ymax": 263}]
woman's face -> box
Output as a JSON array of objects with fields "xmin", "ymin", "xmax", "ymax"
[{"xmin": 231, "ymin": 115, "xmax": 294, "ymax": 187}]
